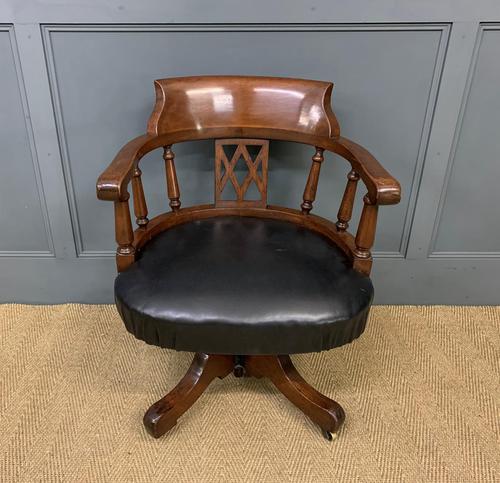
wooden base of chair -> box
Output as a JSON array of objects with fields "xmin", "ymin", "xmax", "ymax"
[{"xmin": 143, "ymin": 353, "xmax": 345, "ymax": 440}]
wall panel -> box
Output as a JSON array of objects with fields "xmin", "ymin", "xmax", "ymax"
[
  {"xmin": 43, "ymin": 24, "xmax": 447, "ymax": 256},
  {"xmin": 432, "ymin": 24, "xmax": 500, "ymax": 257},
  {"xmin": 0, "ymin": 2, "xmax": 499, "ymax": 303},
  {"xmin": 0, "ymin": 26, "xmax": 52, "ymax": 256}
]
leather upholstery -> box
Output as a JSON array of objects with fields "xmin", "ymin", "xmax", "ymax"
[{"xmin": 115, "ymin": 217, "xmax": 373, "ymax": 354}]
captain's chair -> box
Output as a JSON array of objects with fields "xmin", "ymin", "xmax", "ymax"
[{"xmin": 97, "ymin": 76, "xmax": 401, "ymax": 440}]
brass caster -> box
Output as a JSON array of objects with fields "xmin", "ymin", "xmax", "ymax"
[
  {"xmin": 321, "ymin": 429, "xmax": 338, "ymax": 441},
  {"xmin": 233, "ymin": 355, "xmax": 246, "ymax": 377}
]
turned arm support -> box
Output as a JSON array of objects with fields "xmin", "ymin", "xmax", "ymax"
[
  {"xmin": 97, "ymin": 134, "xmax": 184, "ymax": 271},
  {"xmin": 97, "ymin": 132, "xmax": 400, "ymax": 274},
  {"xmin": 97, "ymin": 134, "xmax": 164, "ymax": 271},
  {"xmin": 331, "ymin": 136, "xmax": 401, "ymax": 206},
  {"xmin": 96, "ymin": 134, "xmax": 163, "ymax": 202},
  {"xmin": 330, "ymin": 137, "xmax": 401, "ymax": 275}
]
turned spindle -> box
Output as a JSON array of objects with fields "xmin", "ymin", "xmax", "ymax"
[
  {"xmin": 354, "ymin": 195, "xmax": 378, "ymax": 259},
  {"xmin": 301, "ymin": 147, "xmax": 324, "ymax": 214},
  {"xmin": 336, "ymin": 170, "xmax": 360, "ymax": 231},
  {"xmin": 114, "ymin": 196, "xmax": 135, "ymax": 272},
  {"xmin": 132, "ymin": 166, "xmax": 149, "ymax": 227},
  {"xmin": 163, "ymin": 145, "xmax": 181, "ymax": 211}
]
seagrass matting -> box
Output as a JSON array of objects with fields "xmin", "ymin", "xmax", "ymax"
[{"xmin": 0, "ymin": 304, "xmax": 498, "ymax": 482}]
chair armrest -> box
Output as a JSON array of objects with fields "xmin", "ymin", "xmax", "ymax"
[
  {"xmin": 331, "ymin": 136, "xmax": 401, "ymax": 205},
  {"xmin": 96, "ymin": 134, "xmax": 159, "ymax": 201}
]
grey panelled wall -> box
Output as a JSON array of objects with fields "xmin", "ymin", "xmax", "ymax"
[
  {"xmin": 0, "ymin": 1, "xmax": 499, "ymax": 304},
  {"xmin": 432, "ymin": 25, "xmax": 500, "ymax": 256},
  {"xmin": 0, "ymin": 27, "xmax": 52, "ymax": 255},
  {"xmin": 44, "ymin": 25, "xmax": 445, "ymax": 256}
]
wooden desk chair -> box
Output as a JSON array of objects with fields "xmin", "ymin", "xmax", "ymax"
[{"xmin": 97, "ymin": 76, "xmax": 401, "ymax": 440}]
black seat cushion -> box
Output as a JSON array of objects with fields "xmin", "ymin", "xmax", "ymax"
[{"xmin": 115, "ymin": 216, "xmax": 373, "ymax": 354}]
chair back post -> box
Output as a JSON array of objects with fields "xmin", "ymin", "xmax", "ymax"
[
  {"xmin": 336, "ymin": 169, "xmax": 359, "ymax": 231},
  {"xmin": 354, "ymin": 194, "xmax": 378, "ymax": 260},
  {"xmin": 97, "ymin": 77, "xmax": 401, "ymax": 278},
  {"xmin": 131, "ymin": 165, "xmax": 149, "ymax": 227},
  {"xmin": 114, "ymin": 196, "xmax": 135, "ymax": 271},
  {"xmin": 301, "ymin": 147, "xmax": 325, "ymax": 214},
  {"xmin": 163, "ymin": 145, "xmax": 181, "ymax": 211}
]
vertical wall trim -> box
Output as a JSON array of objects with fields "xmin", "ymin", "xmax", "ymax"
[
  {"xmin": 428, "ymin": 23, "xmax": 500, "ymax": 259},
  {"xmin": 405, "ymin": 21, "xmax": 481, "ymax": 260},
  {"xmin": 0, "ymin": 25, "xmax": 54, "ymax": 257},
  {"xmin": 13, "ymin": 23, "xmax": 78, "ymax": 259},
  {"xmin": 398, "ymin": 24, "xmax": 450, "ymax": 257},
  {"xmin": 41, "ymin": 26, "xmax": 85, "ymax": 256}
]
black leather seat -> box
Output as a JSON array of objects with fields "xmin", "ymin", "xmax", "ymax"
[{"xmin": 115, "ymin": 216, "xmax": 373, "ymax": 355}]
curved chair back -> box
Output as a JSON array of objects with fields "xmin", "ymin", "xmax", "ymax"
[
  {"xmin": 96, "ymin": 76, "xmax": 401, "ymax": 275},
  {"xmin": 147, "ymin": 76, "xmax": 340, "ymax": 145}
]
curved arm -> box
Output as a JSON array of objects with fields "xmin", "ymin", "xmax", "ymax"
[
  {"xmin": 98, "ymin": 133, "xmax": 401, "ymax": 207},
  {"xmin": 330, "ymin": 136, "xmax": 401, "ymax": 205},
  {"xmin": 96, "ymin": 134, "xmax": 162, "ymax": 201}
]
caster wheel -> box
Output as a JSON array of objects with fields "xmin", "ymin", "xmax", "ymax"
[
  {"xmin": 233, "ymin": 364, "xmax": 245, "ymax": 378},
  {"xmin": 321, "ymin": 429, "xmax": 337, "ymax": 441}
]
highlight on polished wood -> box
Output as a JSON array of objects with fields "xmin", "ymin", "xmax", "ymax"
[
  {"xmin": 301, "ymin": 146, "xmax": 325, "ymax": 214},
  {"xmin": 131, "ymin": 165, "xmax": 149, "ymax": 228},
  {"xmin": 97, "ymin": 76, "xmax": 400, "ymax": 275},
  {"xmin": 336, "ymin": 169, "xmax": 360, "ymax": 231},
  {"xmin": 97, "ymin": 75, "xmax": 401, "ymax": 439},
  {"xmin": 143, "ymin": 353, "xmax": 234, "ymax": 438},
  {"xmin": 144, "ymin": 353, "xmax": 345, "ymax": 440},
  {"xmin": 163, "ymin": 145, "xmax": 181, "ymax": 212},
  {"xmin": 147, "ymin": 75, "xmax": 340, "ymax": 140}
]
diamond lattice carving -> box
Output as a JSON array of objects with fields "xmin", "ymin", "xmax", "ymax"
[{"xmin": 215, "ymin": 139, "xmax": 269, "ymax": 208}]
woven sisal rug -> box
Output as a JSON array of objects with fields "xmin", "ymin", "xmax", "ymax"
[{"xmin": 0, "ymin": 305, "xmax": 498, "ymax": 482}]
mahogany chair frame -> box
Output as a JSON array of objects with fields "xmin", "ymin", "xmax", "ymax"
[{"xmin": 97, "ymin": 76, "xmax": 401, "ymax": 440}]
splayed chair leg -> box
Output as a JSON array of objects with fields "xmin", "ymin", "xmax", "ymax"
[
  {"xmin": 143, "ymin": 352, "xmax": 233, "ymax": 438},
  {"xmin": 246, "ymin": 355, "xmax": 345, "ymax": 439},
  {"xmin": 144, "ymin": 353, "xmax": 344, "ymax": 440}
]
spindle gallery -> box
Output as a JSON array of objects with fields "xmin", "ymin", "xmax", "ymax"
[{"xmin": 97, "ymin": 76, "xmax": 401, "ymax": 440}]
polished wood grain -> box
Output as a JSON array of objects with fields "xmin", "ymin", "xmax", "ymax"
[
  {"xmin": 336, "ymin": 169, "xmax": 359, "ymax": 231},
  {"xmin": 214, "ymin": 138, "xmax": 268, "ymax": 208},
  {"xmin": 96, "ymin": 77, "xmax": 400, "ymax": 206},
  {"xmin": 354, "ymin": 195, "xmax": 379, "ymax": 260},
  {"xmin": 113, "ymin": 197, "xmax": 135, "ymax": 271},
  {"xmin": 143, "ymin": 353, "xmax": 234, "ymax": 438},
  {"xmin": 96, "ymin": 136, "xmax": 400, "ymax": 207},
  {"xmin": 97, "ymin": 76, "xmax": 400, "ymax": 273},
  {"xmin": 301, "ymin": 147, "xmax": 324, "ymax": 214},
  {"xmin": 163, "ymin": 145, "xmax": 181, "ymax": 211},
  {"xmin": 246, "ymin": 355, "xmax": 345, "ymax": 437},
  {"xmin": 98, "ymin": 76, "xmax": 401, "ymax": 439},
  {"xmin": 332, "ymin": 136, "xmax": 401, "ymax": 205},
  {"xmin": 131, "ymin": 166, "xmax": 149, "ymax": 227},
  {"xmin": 145, "ymin": 353, "xmax": 345, "ymax": 439},
  {"xmin": 148, "ymin": 76, "xmax": 340, "ymax": 140}
]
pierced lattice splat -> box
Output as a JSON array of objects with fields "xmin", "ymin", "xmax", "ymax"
[{"xmin": 215, "ymin": 139, "xmax": 269, "ymax": 208}]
